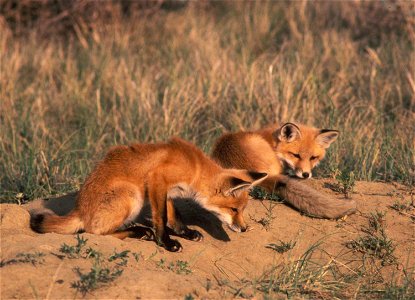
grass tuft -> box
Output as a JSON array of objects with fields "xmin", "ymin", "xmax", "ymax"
[
  {"xmin": 157, "ymin": 258, "xmax": 192, "ymax": 275},
  {"xmin": 0, "ymin": 252, "xmax": 45, "ymax": 267},
  {"xmin": 218, "ymin": 241, "xmax": 350, "ymax": 298},
  {"xmin": 389, "ymin": 200, "xmax": 414, "ymax": 213},
  {"xmin": 217, "ymin": 237, "xmax": 414, "ymax": 298},
  {"xmin": 325, "ymin": 170, "xmax": 356, "ymax": 198},
  {"xmin": 57, "ymin": 236, "xmax": 131, "ymax": 295},
  {"xmin": 108, "ymin": 250, "xmax": 130, "ymax": 266},
  {"xmin": 266, "ymin": 240, "xmax": 297, "ymax": 254},
  {"xmin": 249, "ymin": 187, "xmax": 283, "ymax": 202},
  {"xmin": 59, "ymin": 234, "xmax": 88, "ymax": 259},
  {"xmin": 345, "ymin": 211, "xmax": 397, "ymax": 266},
  {"xmin": 249, "ymin": 200, "xmax": 279, "ymax": 231},
  {"xmin": 71, "ymin": 257, "xmax": 124, "ymax": 296}
]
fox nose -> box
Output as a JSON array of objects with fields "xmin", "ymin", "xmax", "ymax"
[{"xmin": 302, "ymin": 172, "xmax": 310, "ymax": 178}]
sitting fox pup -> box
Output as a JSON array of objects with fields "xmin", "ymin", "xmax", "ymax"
[
  {"xmin": 31, "ymin": 137, "xmax": 267, "ymax": 252},
  {"xmin": 212, "ymin": 123, "xmax": 357, "ymax": 219}
]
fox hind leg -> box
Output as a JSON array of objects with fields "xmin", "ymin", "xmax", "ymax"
[
  {"xmin": 83, "ymin": 183, "xmax": 143, "ymax": 235},
  {"xmin": 109, "ymin": 226, "xmax": 155, "ymax": 240}
]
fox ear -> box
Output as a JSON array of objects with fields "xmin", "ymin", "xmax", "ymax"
[
  {"xmin": 317, "ymin": 129, "xmax": 339, "ymax": 148},
  {"xmin": 223, "ymin": 177, "xmax": 252, "ymax": 196},
  {"xmin": 246, "ymin": 171, "xmax": 268, "ymax": 186},
  {"xmin": 221, "ymin": 171, "xmax": 268, "ymax": 196},
  {"xmin": 274, "ymin": 123, "xmax": 301, "ymax": 142}
]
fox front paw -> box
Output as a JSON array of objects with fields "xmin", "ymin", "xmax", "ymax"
[
  {"xmin": 157, "ymin": 236, "xmax": 182, "ymax": 252},
  {"xmin": 182, "ymin": 228, "xmax": 203, "ymax": 241},
  {"xmin": 163, "ymin": 239, "xmax": 182, "ymax": 252}
]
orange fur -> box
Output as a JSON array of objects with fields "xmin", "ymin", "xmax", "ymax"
[
  {"xmin": 212, "ymin": 123, "xmax": 356, "ymax": 219},
  {"xmin": 31, "ymin": 137, "xmax": 267, "ymax": 252}
]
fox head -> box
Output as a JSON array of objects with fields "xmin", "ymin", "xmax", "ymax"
[
  {"xmin": 273, "ymin": 123, "xmax": 339, "ymax": 179},
  {"xmin": 206, "ymin": 170, "xmax": 268, "ymax": 232}
]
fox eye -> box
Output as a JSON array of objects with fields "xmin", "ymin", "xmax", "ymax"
[
  {"xmin": 290, "ymin": 152, "xmax": 301, "ymax": 159},
  {"xmin": 230, "ymin": 207, "xmax": 238, "ymax": 212},
  {"xmin": 310, "ymin": 156, "xmax": 318, "ymax": 160}
]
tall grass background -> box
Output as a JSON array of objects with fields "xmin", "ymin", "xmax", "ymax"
[{"xmin": 1, "ymin": 0, "xmax": 414, "ymax": 202}]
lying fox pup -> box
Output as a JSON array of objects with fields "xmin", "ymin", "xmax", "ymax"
[
  {"xmin": 31, "ymin": 137, "xmax": 267, "ymax": 252},
  {"xmin": 212, "ymin": 122, "xmax": 357, "ymax": 219}
]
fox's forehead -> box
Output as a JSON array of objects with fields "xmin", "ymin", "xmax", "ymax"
[
  {"xmin": 277, "ymin": 128, "xmax": 326, "ymax": 156},
  {"xmin": 227, "ymin": 193, "xmax": 249, "ymax": 207}
]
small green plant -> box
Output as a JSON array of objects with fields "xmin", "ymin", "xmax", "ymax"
[
  {"xmin": 335, "ymin": 170, "xmax": 356, "ymax": 198},
  {"xmin": 381, "ymin": 268, "xmax": 415, "ymax": 299},
  {"xmin": 169, "ymin": 260, "xmax": 192, "ymax": 275},
  {"xmin": 108, "ymin": 250, "xmax": 130, "ymax": 266},
  {"xmin": 205, "ymin": 278, "xmax": 212, "ymax": 292},
  {"xmin": 184, "ymin": 294, "xmax": 195, "ymax": 300},
  {"xmin": 346, "ymin": 234, "xmax": 396, "ymax": 266},
  {"xmin": 0, "ymin": 252, "xmax": 45, "ymax": 267},
  {"xmin": 250, "ymin": 200, "xmax": 278, "ymax": 230},
  {"xmin": 146, "ymin": 250, "xmax": 159, "ymax": 261},
  {"xmin": 250, "ymin": 186, "xmax": 283, "ymax": 202},
  {"xmin": 69, "ymin": 247, "xmax": 131, "ymax": 295},
  {"xmin": 389, "ymin": 200, "xmax": 414, "ymax": 213},
  {"xmin": 266, "ymin": 240, "xmax": 296, "ymax": 253},
  {"xmin": 71, "ymin": 256, "xmax": 123, "ymax": 295},
  {"xmin": 85, "ymin": 247, "xmax": 101, "ymax": 259},
  {"xmin": 345, "ymin": 211, "xmax": 397, "ymax": 266},
  {"xmin": 59, "ymin": 234, "xmax": 88, "ymax": 258},
  {"xmin": 132, "ymin": 252, "xmax": 143, "ymax": 262},
  {"xmin": 366, "ymin": 211, "xmax": 386, "ymax": 232},
  {"xmin": 157, "ymin": 258, "xmax": 192, "ymax": 275},
  {"xmin": 156, "ymin": 258, "xmax": 166, "ymax": 269}
]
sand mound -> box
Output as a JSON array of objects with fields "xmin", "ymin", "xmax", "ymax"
[
  {"xmin": 1, "ymin": 179, "xmax": 414, "ymax": 299},
  {"xmin": 1, "ymin": 204, "xmax": 31, "ymax": 230}
]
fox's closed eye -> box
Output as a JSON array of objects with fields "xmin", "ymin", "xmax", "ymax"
[
  {"xmin": 230, "ymin": 207, "xmax": 238, "ymax": 212},
  {"xmin": 310, "ymin": 156, "xmax": 318, "ymax": 160},
  {"xmin": 290, "ymin": 152, "xmax": 301, "ymax": 159}
]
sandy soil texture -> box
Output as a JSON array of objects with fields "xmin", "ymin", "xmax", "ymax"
[{"xmin": 1, "ymin": 179, "xmax": 414, "ymax": 299}]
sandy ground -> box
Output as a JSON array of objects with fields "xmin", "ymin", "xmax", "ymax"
[{"xmin": 1, "ymin": 179, "xmax": 414, "ymax": 299}]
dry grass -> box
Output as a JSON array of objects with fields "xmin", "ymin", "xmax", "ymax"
[
  {"xmin": 0, "ymin": 0, "xmax": 414, "ymax": 202},
  {"xmin": 218, "ymin": 239, "xmax": 414, "ymax": 299}
]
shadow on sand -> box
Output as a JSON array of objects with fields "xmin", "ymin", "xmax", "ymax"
[{"xmin": 26, "ymin": 192, "xmax": 230, "ymax": 241}]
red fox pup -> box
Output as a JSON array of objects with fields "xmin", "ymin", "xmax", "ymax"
[
  {"xmin": 31, "ymin": 137, "xmax": 267, "ymax": 252},
  {"xmin": 212, "ymin": 123, "xmax": 356, "ymax": 219}
]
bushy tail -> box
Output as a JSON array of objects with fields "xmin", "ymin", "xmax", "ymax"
[
  {"xmin": 30, "ymin": 211, "xmax": 84, "ymax": 234},
  {"xmin": 260, "ymin": 175, "xmax": 357, "ymax": 219}
]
